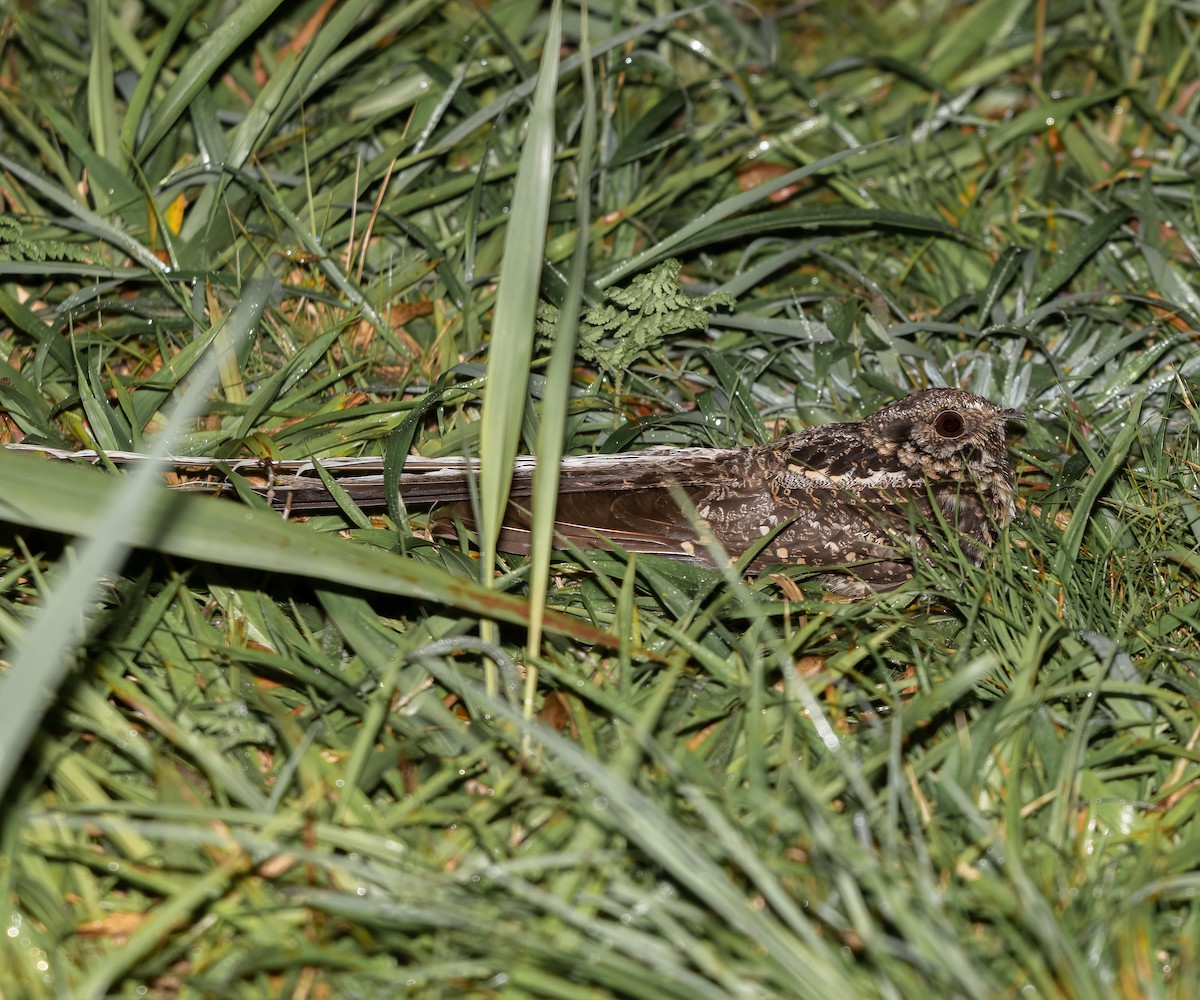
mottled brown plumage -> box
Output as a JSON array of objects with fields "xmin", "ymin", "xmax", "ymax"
[
  {"xmin": 28, "ymin": 388, "xmax": 1018, "ymax": 594},
  {"xmin": 421, "ymin": 387, "xmax": 1023, "ymax": 594}
]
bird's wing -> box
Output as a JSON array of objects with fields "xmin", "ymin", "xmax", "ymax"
[{"xmin": 431, "ymin": 487, "xmax": 715, "ymax": 561}]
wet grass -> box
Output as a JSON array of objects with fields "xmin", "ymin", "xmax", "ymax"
[{"xmin": 0, "ymin": 1, "xmax": 1197, "ymax": 996}]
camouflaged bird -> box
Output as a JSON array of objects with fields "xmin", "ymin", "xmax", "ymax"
[
  {"xmin": 47, "ymin": 387, "xmax": 1017, "ymax": 595},
  {"xmin": 406, "ymin": 387, "xmax": 1023, "ymax": 594}
]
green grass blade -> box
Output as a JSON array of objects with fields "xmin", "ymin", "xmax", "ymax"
[
  {"xmin": 477, "ymin": 2, "xmax": 562, "ymax": 582},
  {"xmin": 1053, "ymin": 391, "xmax": 1144, "ymax": 597},
  {"xmin": 136, "ymin": 0, "xmax": 288, "ymax": 158},
  {"xmin": 1028, "ymin": 207, "xmax": 1133, "ymax": 308},
  {"xmin": 119, "ymin": 1, "xmax": 196, "ymax": 155},
  {"xmin": 526, "ymin": 8, "xmax": 595, "ymax": 656},
  {"xmin": 86, "ymin": 0, "xmax": 122, "ymax": 177}
]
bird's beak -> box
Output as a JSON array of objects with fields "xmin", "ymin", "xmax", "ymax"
[{"xmin": 1000, "ymin": 408, "xmax": 1026, "ymax": 421}]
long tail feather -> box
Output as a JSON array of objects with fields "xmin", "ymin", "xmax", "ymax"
[{"xmin": 1, "ymin": 444, "xmax": 732, "ymax": 512}]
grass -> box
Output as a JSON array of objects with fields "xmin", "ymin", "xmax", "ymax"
[{"xmin": 1, "ymin": 0, "xmax": 1198, "ymax": 997}]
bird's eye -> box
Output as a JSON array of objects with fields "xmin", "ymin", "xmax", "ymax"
[{"xmin": 933, "ymin": 410, "xmax": 966, "ymax": 438}]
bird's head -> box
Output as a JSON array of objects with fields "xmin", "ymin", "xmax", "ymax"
[{"xmin": 863, "ymin": 388, "xmax": 1024, "ymax": 479}]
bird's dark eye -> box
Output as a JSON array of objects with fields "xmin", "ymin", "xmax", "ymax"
[{"xmin": 933, "ymin": 410, "xmax": 966, "ymax": 438}]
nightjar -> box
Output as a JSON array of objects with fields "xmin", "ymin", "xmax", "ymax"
[
  {"xmin": 399, "ymin": 387, "xmax": 1024, "ymax": 594},
  {"xmin": 133, "ymin": 387, "xmax": 1020, "ymax": 595}
]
